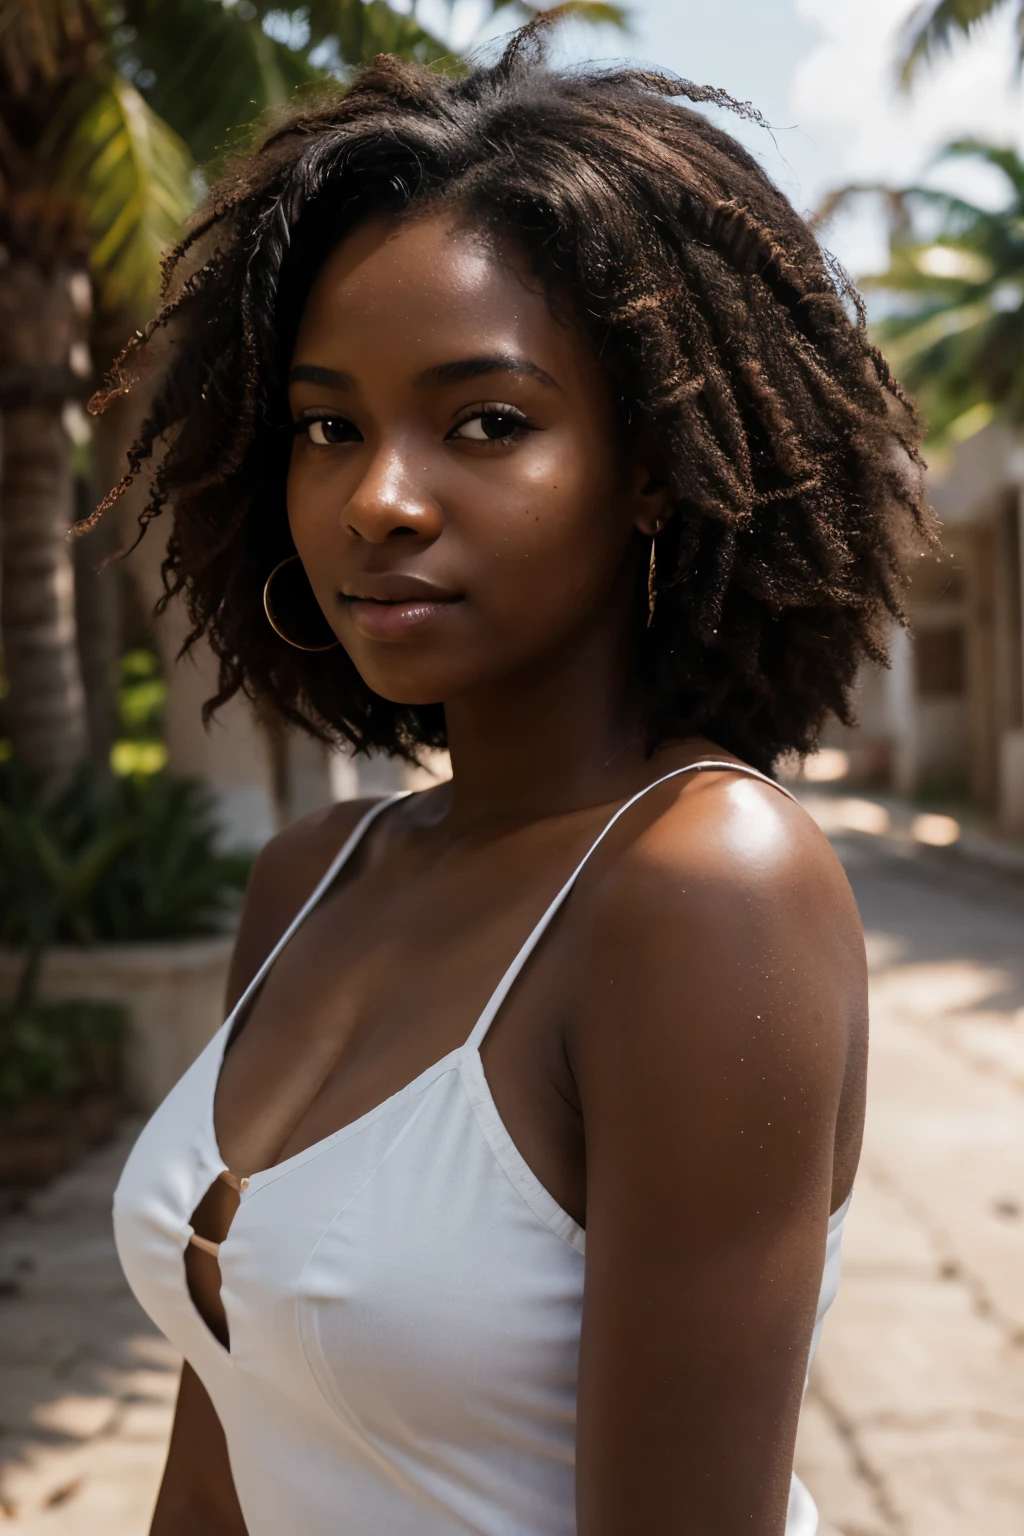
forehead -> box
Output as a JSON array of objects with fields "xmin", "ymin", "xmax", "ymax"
[{"xmin": 291, "ymin": 209, "xmax": 589, "ymax": 380}]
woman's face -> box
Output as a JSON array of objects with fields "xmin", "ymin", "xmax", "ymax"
[{"xmin": 286, "ymin": 209, "xmax": 662, "ymax": 706}]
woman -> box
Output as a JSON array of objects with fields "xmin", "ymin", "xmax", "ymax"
[{"xmin": 104, "ymin": 25, "xmax": 931, "ymax": 1536}]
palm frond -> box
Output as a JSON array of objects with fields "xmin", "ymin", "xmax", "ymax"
[
  {"xmin": 897, "ymin": 0, "xmax": 1017, "ymax": 88},
  {"xmin": 118, "ymin": 0, "xmax": 324, "ymax": 169},
  {"xmin": 829, "ymin": 139, "xmax": 1024, "ymax": 443},
  {"xmin": 812, "ymin": 183, "xmax": 916, "ymax": 243},
  {"xmin": 43, "ymin": 66, "xmax": 195, "ymax": 310},
  {"xmin": 879, "ymin": 297, "xmax": 997, "ymax": 361},
  {"xmin": 491, "ymin": 1, "xmax": 630, "ymax": 31},
  {"xmin": 938, "ymin": 136, "xmax": 1024, "ymax": 199},
  {"xmin": 301, "ymin": 0, "xmax": 453, "ymax": 67}
]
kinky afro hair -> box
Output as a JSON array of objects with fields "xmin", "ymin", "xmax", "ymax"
[{"xmin": 87, "ymin": 21, "xmax": 933, "ymax": 772}]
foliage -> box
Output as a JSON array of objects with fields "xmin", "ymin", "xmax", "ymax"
[
  {"xmin": 114, "ymin": 0, "xmax": 628, "ymax": 179},
  {"xmin": 0, "ymin": 759, "xmax": 251, "ymax": 961},
  {"xmin": 489, "ymin": 0, "xmax": 628, "ymax": 27},
  {"xmin": 113, "ymin": 0, "xmax": 454, "ymax": 174},
  {"xmin": 42, "ymin": 63, "xmax": 196, "ymax": 312},
  {"xmin": 819, "ymin": 140, "xmax": 1024, "ymax": 444},
  {"xmin": 117, "ymin": 645, "xmax": 166, "ymax": 739},
  {"xmin": 111, "ymin": 644, "xmax": 168, "ymax": 774},
  {"xmin": 898, "ymin": 0, "xmax": 1024, "ymax": 86},
  {"xmin": 1, "ymin": 1, "xmax": 627, "ymax": 313},
  {"xmin": 0, "ymin": 998, "xmax": 124, "ymax": 1105}
]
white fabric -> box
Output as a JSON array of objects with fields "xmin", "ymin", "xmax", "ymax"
[{"xmin": 113, "ymin": 762, "xmax": 849, "ymax": 1534}]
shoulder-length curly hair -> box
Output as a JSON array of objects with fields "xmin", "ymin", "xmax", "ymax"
[{"xmin": 89, "ymin": 24, "xmax": 932, "ymax": 773}]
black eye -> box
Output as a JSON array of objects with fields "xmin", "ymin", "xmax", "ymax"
[
  {"xmin": 304, "ymin": 416, "xmax": 360, "ymax": 445},
  {"xmin": 453, "ymin": 410, "xmax": 527, "ymax": 442}
]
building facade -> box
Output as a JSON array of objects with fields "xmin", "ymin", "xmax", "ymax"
[{"xmin": 832, "ymin": 423, "xmax": 1024, "ymax": 834}]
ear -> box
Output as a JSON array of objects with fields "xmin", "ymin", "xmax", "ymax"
[{"xmin": 628, "ymin": 444, "xmax": 674, "ymax": 538}]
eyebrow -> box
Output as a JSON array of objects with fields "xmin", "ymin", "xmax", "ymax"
[
  {"xmin": 287, "ymin": 355, "xmax": 557, "ymax": 391},
  {"xmin": 416, "ymin": 355, "xmax": 556, "ymax": 389},
  {"xmin": 288, "ymin": 363, "xmax": 356, "ymax": 389}
]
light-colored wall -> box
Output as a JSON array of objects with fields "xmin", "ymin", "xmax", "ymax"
[
  {"xmin": 914, "ymin": 698, "xmax": 969, "ymax": 789},
  {"xmin": 827, "ymin": 425, "xmax": 1023, "ymax": 829},
  {"xmin": 1001, "ymin": 729, "xmax": 1024, "ymax": 834},
  {"xmin": 118, "ymin": 496, "xmax": 285, "ymax": 850}
]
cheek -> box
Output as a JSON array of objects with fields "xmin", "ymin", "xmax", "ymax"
[
  {"xmin": 286, "ymin": 449, "xmax": 341, "ymax": 545},
  {"xmin": 467, "ymin": 436, "xmax": 627, "ymax": 611}
]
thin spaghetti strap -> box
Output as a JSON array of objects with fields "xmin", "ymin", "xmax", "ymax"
[
  {"xmin": 465, "ymin": 761, "xmax": 794, "ymax": 1052},
  {"xmin": 223, "ymin": 791, "xmax": 410, "ymax": 1031}
]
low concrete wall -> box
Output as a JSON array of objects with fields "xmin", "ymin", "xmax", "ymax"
[{"xmin": 0, "ymin": 938, "xmax": 234, "ymax": 1112}]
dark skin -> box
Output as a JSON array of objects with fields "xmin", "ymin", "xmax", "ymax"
[{"xmin": 151, "ymin": 211, "xmax": 867, "ymax": 1535}]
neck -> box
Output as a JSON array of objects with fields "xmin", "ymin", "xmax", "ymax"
[{"xmin": 438, "ymin": 613, "xmax": 649, "ymax": 830}]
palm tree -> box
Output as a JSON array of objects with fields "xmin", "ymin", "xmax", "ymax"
[
  {"xmin": 898, "ymin": 0, "xmax": 1024, "ymax": 86},
  {"xmin": 0, "ymin": 0, "xmax": 626, "ymax": 787},
  {"xmin": 0, "ymin": 2, "xmax": 108, "ymax": 784},
  {"xmin": 818, "ymin": 140, "xmax": 1024, "ymax": 445},
  {"xmin": 0, "ymin": 0, "xmax": 197, "ymax": 786}
]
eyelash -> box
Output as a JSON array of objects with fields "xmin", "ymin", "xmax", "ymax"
[
  {"xmin": 449, "ymin": 402, "xmax": 534, "ymax": 445},
  {"xmin": 292, "ymin": 414, "xmax": 359, "ymax": 447},
  {"xmin": 292, "ymin": 403, "xmax": 534, "ymax": 448}
]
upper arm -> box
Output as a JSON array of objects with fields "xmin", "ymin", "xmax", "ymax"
[{"xmin": 571, "ymin": 780, "xmax": 866, "ymax": 1535}]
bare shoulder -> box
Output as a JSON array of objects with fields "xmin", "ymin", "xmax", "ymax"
[
  {"xmin": 582, "ymin": 765, "xmax": 862, "ymax": 979},
  {"xmin": 567, "ymin": 765, "xmax": 866, "ymax": 1201},
  {"xmin": 224, "ymin": 796, "xmax": 382, "ymax": 1013}
]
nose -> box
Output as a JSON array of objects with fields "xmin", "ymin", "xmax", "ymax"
[{"xmin": 342, "ymin": 441, "xmax": 443, "ymax": 544}]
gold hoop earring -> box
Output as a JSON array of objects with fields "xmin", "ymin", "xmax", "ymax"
[
  {"xmin": 262, "ymin": 556, "xmax": 340, "ymax": 652},
  {"xmin": 646, "ymin": 531, "xmax": 658, "ymax": 628}
]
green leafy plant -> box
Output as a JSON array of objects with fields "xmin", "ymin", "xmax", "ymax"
[
  {"xmin": 0, "ymin": 998, "xmax": 125, "ymax": 1106},
  {"xmin": 112, "ymin": 645, "xmax": 169, "ymax": 775},
  {"xmin": 0, "ymin": 754, "xmax": 246, "ymax": 1114},
  {"xmin": 0, "ymin": 759, "xmax": 250, "ymax": 1014}
]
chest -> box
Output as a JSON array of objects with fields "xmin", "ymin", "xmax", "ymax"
[
  {"xmin": 213, "ymin": 834, "xmax": 587, "ymax": 1214},
  {"xmin": 113, "ymin": 1043, "xmax": 585, "ymax": 1438}
]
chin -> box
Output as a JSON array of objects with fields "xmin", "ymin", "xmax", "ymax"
[
  {"xmin": 371, "ymin": 681, "xmax": 448, "ymax": 708},
  {"xmin": 345, "ymin": 635, "xmax": 524, "ymax": 709},
  {"xmin": 348, "ymin": 657, "xmax": 463, "ymax": 709}
]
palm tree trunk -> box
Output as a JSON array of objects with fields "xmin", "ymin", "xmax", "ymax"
[
  {"xmin": 0, "ymin": 257, "xmax": 90, "ymax": 783},
  {"xmin": 0, "ymin": 402, "xmax": 89, "ymax": 778},
  {"xmin": 73, "ymin": 471, "xmax": 121, "ymax": 771}
]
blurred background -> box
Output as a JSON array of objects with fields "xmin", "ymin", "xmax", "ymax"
[{"xmin": 1, "ymin": 2, "xmax": 1023, "ymax": 1532}]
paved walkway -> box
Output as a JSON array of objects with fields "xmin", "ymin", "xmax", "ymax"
[
  {"xmin": 0, "ymin": 1132, "xmax": 177, "ymax": 1533},
  {"xmin": 1, "ymin": 825, "xmax": 1023, "ymax": 1533},
  {"xmin": 794, "ymin": 830, "xmax": 1024, "ymax": 1535}
]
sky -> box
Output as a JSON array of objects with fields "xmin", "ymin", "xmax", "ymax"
[{"xmin": 421, "ymin": 0, "xmax": 1024, "ymax": 279}]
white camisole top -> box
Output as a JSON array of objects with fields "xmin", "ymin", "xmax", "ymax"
[{"xmin": 114, "ymin": 761, "xmax": 850, "ymax": 1535}]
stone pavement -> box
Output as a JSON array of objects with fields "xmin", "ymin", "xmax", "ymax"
[
  {"xmin": 1, "ymin": 825, "xmax": 1023, "ymax": 1533},
  {"xmin": 0, "ymin": 1133, "xmax": 178, "ymax": 1534},
  {"xmin": 794, "ymin": 829, "xmax": 1024, "ymax": 1536}
]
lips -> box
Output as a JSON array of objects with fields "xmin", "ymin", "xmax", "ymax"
[
  {"xmin": 342, "ymin": 573, "xmax": 459, "ymax": 604},
  {"xmin": 340, "ymin": 574, "xmax": 462, "ymax": 642}
]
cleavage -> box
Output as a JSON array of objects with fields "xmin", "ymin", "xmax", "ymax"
[
  {"xmin": 184, "ymin": 805, "xmax": 600, "ymax": 1348},
  {"xmin": 211, "ymin": 849, "xmax": 554, "ymax": 1180}
]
